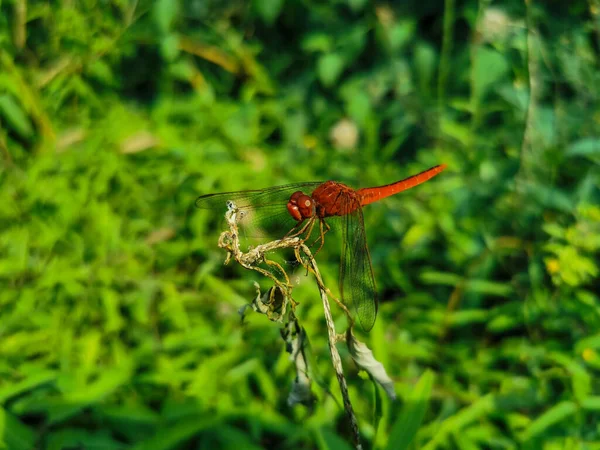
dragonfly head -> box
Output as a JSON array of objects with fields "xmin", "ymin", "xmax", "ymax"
[{"xmin": 287, "ymin": 191, "xmax": 315, "ymax": 221}]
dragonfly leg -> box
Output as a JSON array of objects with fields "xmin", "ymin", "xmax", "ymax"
[
  {"xmin": 302, "ymin": 218, "xmax": 316, "ymax": 243},
  {"xmin": 310, "ymin": 220, "xmax": 330, "ymax": 256},
  {"xmin": 283, "ymin": 220, "xmax": 306, "ymax": 239},
  {"xmin": 284, "ymin": 217, "xmax": 316, "ymax": 242}
]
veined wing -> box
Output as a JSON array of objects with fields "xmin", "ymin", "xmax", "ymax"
[
  {"xmin": 339, "ymin": 199, "xmax": 378, "ymax": 332},
  {"xmin": 196, "ymin": 182, "xmax": 323, "ymax": 210},
  {"xmin": 196, "ymin": 182, "xmax": 323, "ymax": 239}
]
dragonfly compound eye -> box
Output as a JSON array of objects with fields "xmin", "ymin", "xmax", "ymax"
[
  {"xmin": 287, "ymin": 191, "xmax": 314, "ymax": 221},
  {"xmin": 286, "ymin": 203, "xmax": 301, "ymax": 221},
  {"xmin": 296, "ymin": 194, "xmax": 314, "ymax": 218},
  {"xmin": 289, "ymin": 191, "xmax": 304, "ymax": 202}
]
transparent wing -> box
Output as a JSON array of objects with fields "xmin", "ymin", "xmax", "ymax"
[
  {"xmin": 195, "ymin": 183, "xmax": 323, "ymax": 210},
  {"xmin": 339, "ymin": 200, "xmax": 378, "ymax": 332},
  {"xmin": 196, "ymin": 182, "xmax": 323, "ymax": 238}
]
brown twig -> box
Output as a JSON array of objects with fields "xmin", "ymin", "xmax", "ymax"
[
  {"xmin": 298, "ymin": 242, "xmax": 363, "ymax": 450},
  {"xmin": 218, "ymin": 203, "xmax": 363, "ymax": 450}
]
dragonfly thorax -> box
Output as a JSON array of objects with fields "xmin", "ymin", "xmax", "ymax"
[
  {"xmin": 311, "ymin": 181, "xmax": 360, "ymax": 217},
  {"xmin": 287, "ymin": 191, "xmax": 315, "ymax": 221}
]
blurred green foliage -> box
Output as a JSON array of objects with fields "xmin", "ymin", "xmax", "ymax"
[{"xmin": 1, "ymin": 0, "xmax": 599, "ymax": 449}]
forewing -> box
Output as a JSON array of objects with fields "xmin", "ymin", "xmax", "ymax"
[
  {"xmin": 196, "ymin": 182, "xmax": 322, "ymax": 239},
  {"xmin": 195, "ymin": 183, "xmax": 322, "ymax": 210},
  {"xmin": 339, "ymin": 201, "xmax": 378, "ymax": 331}
]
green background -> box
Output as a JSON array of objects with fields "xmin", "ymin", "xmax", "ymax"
[{"xmin": 1, "ymin": 0, "xmax": 599, "ymax": 449}]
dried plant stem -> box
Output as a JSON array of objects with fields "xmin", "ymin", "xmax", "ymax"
[
  {"xmin": 217, "ymin": 213, "xmax": 298, "ymax": 298},
  {"xmin": 218, "ymin": 205, "xmax": 362, "ymax": 450},
  {"xmin": 299, "ymin": 243, "xmax": 363, "ymax": 450}
]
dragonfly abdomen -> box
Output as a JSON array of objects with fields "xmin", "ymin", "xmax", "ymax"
[{"xmin": 357, "ymin": 164, "xmax": 447, "ymax": 206}]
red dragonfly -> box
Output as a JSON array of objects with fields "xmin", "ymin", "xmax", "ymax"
[{"xmin": 196, "ymin": 164, "xmax": 447, "ymax": 331}]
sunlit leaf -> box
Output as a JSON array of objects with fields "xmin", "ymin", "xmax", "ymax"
[
  {"xmin": 0, "ymin": 95, "xmax": 33, "ymax": 138},
  {"xmin": 520, "ymin": 402, "xmax": 578, "ymax": 442},
  {"xmin": 0, "ymin": 408, "xmax": 35, "ymax": 450},
  {"xmin": 473, "ymin": 47, "xmax": 509, "ymax": 100},
  {"xmin": 566, "ymin": 138, "xmax": 600, "ymax": 158},
  {"xmin": 318, "ymin": 53, "xmax": 345, "ymax": 87},
  {"xmin": 154, "ymin": 0, "xmax": 178, "ymax": 33},
  {"xmin": 253, "ymin": 0, "xmax": 284, "ymax": 25}
]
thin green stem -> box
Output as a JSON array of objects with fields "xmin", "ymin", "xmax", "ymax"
[{"xmin": 438, "ymin": 0, "xmax": 455, "ymax": 110}]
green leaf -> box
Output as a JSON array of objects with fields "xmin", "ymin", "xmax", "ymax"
[
  {"xmin": 566, "ymin": 138, "xmax": 600, "ymax": 158},
  {"xmin": 131, "ymin": 416, "xmax": 222, "ymax": 450},
  {"xmin": 0, "ymin": 408, "xmax": 35, "ymax": 450},
  {"xmin": 420, "ymin": 271, "xmax": 461, "ymax": 286},
  {"xmin": 440, "ymin": 117, "xmax": 474, "ymax": 145},
  {"xmin": 0, "ymin": 408, "xmax": 4, "ymax": 450},
  {"xmin": 581, "ymin": 397, "xmax": 600, "ymax": 411},
  {"xmin": 521, "ymin": 181, "xmax": 573, "ymax": 213},
  {"xmin": 348, "ymin": 0, "xmax": 368, "ymax": 12},
  {"xmin": 414, "ymin": 43, "xmax": 436, "ymax": 94},
  {"xmin": 301, "ymin": 33, "xmax": 333, "ymax": 53},
  {"xmin": 0, "ymin": 370, "xmax": 56, "ymax": 403},
  {"xmin": 542, "ymin": 223, "xmax": 566, "ymax": 239},
  {"xmin": 320, "ymin": 428, "xmax": 354, "ymax": 450},
  {"xmin": 473, "ymin": 47, "xmax": 508, "ymax": 100},
  {"xmin": 422, "ymin": 395, "xmax": 496, "ymax": 450},
  {"xmin": 46, "ymin": 428, "xmax": 126, "ymax": 450},
  {"xmin": 449, "ymin": 309, "xmax": 489, "ymax": 326},
  {"xmin": 520, "ymin": 401, "xmax": 578, "ymax": 441},
  {"xmin": 465, "ymin": 279, "xmax": 512, "ymax": 297},
  {"xmin": 87, "ymin": 59, "xmax": 115, "ymax": 85},
  {"xmin": 154, "ymin": 0, "xmax": 179, "ymax": 33},
  {"xmin": 346, "ymin": 90, "xmax": 371, "ymax": 126},
  {"xmin": 0, "ymin": 94, "xmax": 33, "ymax": 138},
  {"xmin": 98, "ymin": 404, "xmax": 161, "ymax": 426},
  {"xmin": 486, "ymin": 314, "xmax": 521, "ymax": 332},
  {"xmin": 253, "ymin": 0, "xmax": 284, "ymax": 25},
  {"xmin": 547, "ymin": 352, "xmax": 591, "ymax": 402},
  {"xmin": 386, "ymin": 370, "xmax": 434, "ymax": 450},
  {"xmin": 161, "ymin": 34, "xmax": 180, "ymax": 62},
  {"xmin": 575, "ymin": 333, "xmax": 600, "ymax": 353},
  {"xmin": 388, "ymin": 21, "xmax": 415, "ymax": 52},
  {"xmin": 318, "ymin": 53, "xmax": 345, "ymax": 87}
]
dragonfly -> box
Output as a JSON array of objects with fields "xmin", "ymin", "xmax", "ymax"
[{"xmin": 196, "ymin": 164, "xmax": 447, "ymax": 331}]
